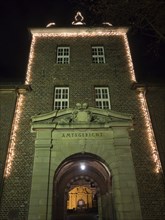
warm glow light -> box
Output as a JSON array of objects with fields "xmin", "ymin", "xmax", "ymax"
[
  {"xmin": 138, "ymin": 90, "xmax": 162, "ymax": 173},
  {"xmin": 17, "ymin": 29, "xmax": 161, "ymax": 177},
  {"xmin": 123, "ymin": 34, "xmax": 161, "ymax": 173},
  {"xmin": 123, "ymin": 34, "xmax": 137, "ymax": 83},
  {"xmin": 25, "ymin": 35, "xmax": 37, "ymax": 84},
  {"xmin": 4, "ymin": 94, "xmax": 25, "ymax": 177},
  {"xmin": 33, "ymin": 31, "xmax": 125, "ymax": 38},
  {"xmin": 26, "ymin": 30, "xmax": 127, "ymax": 84}
]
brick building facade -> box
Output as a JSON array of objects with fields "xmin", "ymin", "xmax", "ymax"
[{"xmin": 0, "ymin": 25, "xmax": 165, "ymax": 220}]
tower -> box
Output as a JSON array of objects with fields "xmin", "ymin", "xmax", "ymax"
[{"xmin": 0, "ymin": 14, "xmax": 165, "ymax": 220}]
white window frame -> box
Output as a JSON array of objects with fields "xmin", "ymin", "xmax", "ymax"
[
  {"xmin": 57, "ymin": 47, "xmax": 70, "ymax": 64},
  {"xmin": 95, "ymin": 87, "xmax": 111, "ymax": 109},
  {"xmin": 92, "ymin": 46, "xmax": 105, "ymax": 63},
  {"xmin": 54, "ymin": 87, "xmax": 69, "ymax": 110}
]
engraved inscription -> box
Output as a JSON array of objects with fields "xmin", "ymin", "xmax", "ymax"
[{"xmin": 61, "ymin": 132, "xmax": 103, "ymax": 138}]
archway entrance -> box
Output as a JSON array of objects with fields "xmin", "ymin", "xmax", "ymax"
[
  {"xmin": 52, "ymin": 153, "xmax": 113, "ymax": 220},
  {"xmin": 29, "ymin": 105, "xmax": 142, "ymax": 220}
]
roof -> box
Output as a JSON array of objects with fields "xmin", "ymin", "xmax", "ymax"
[{"xmin": 29, "ymin": 26, "xmax": 129, "ymax": 35}]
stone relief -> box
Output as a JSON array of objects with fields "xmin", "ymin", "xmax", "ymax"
[
  {"xmin": 31, "ymin": 103, "xmax": 132, "ymax": 125},
  {"xmin": 54, "ymin": 103, "xmax": 112, "ymax": 124},
  {"xmin": 71, "ymin": 103, "xmax": 93, "ymax": 123}
]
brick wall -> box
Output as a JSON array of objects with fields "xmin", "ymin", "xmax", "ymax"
[
  {"xmin": 146, "ymin": 87, "xmax": 165, "ymax": 178},
  {"xmin": 0, "ymin": 91, "xmax": 17, "ymax": 196},
  {"xmin": 0, "ymin": 32, "xmax": 165, "ymax": 219}
]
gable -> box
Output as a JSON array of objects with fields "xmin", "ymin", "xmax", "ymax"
[{"xmin": 31, "ymin": 103, "xmax": 133, "ymax": 131}]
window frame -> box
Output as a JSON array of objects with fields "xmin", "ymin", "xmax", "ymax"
[
  {"xmin": 56, "ymin": 47, "xmax": 70, "ymax": 64},
  {"xmin": 92, "ymin": 46, "xmax": 105, "ymax": 64},
  {"xmin": 54, "ymin": 87, "xmax": 69, "ymax": 110},
  {"xmin": 95, "ymin": 87, "xmax": 111, "ymax": 109}
]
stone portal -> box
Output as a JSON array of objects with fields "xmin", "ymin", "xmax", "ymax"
[{"xmin": 28, "ymin": 104, "xmax": 142, "ymax": 220}]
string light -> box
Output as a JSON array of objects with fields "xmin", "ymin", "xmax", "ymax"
[
  {"xmin": 26, "ymin": 29, "xmax": 128, "ymax": 85},
  {"xmin": 22, "ymin": 30, "xmax": 164, "ymax": 173},
  {"xmin": 4, "ymin": 94, "xmax": 25, "ymax": 177},
  {"xmin": 4, "ymin": 28, "xmax": 161, "ymax": 177},
  {"xmin": 4, "ymin": 30, "xmax": 36, "ymax": 177},
  {"xmin": 123, "ymin": 34, "xmax": 161, "ymax": 173},
  {"xmin": 25, "ymin": 35, "xmax": 37, "ymax": 84},
  {"xmin": 137, "ymin": 90, "xmax": 161, "ymax": 173},
  {"xmin": 32, "ymin": 31, "xmax": 125, "ymax": 38},
  {"xmin": 123, "ymin": 34, "xmax": 137, "ymax": 83}
]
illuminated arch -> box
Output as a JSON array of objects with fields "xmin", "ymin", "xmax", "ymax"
[{"xmin": 52, "ymin": 153, "xmax": 113, "ymax": 220}]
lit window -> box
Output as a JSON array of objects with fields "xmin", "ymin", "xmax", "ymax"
[
  {"xmin": 57, "ymin": 47, "xmax": 70, "ymax": 64},
  {"xmin": 54, "ymin": 87, "xmax": 69, "ymax": 110},
  {"xmin": 95, "ymin": 87, "xmax": 111, "ymax": 109},
  {"xmin": 92, "ymin": 46, "xmax": 105, "ymax": 63}
]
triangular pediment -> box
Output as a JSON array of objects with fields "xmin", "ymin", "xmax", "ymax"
[{"xmin": 31, "ymin": 103, "xmax": 133, "ymax": 130}]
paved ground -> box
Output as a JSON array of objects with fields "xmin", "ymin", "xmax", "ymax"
[{"xmin": 67, "ymin": 213, "xmax": 98, "ymax": 220}]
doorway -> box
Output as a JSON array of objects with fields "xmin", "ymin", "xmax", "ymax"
[{"xmin": 52, "ymin": 153, "xmax": 113, "ymax": 220}]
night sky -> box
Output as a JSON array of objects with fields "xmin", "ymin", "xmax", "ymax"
[
  {"xmin": 0, "ymin": 0, "xmax": 75, "ymax": 82},
  {"xmin": 0, "ymin": 0, "xmax": 165, "ymax": 83}
]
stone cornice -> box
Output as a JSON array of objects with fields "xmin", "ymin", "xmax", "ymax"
[
  {"xmin": 31, "ymin": 105, "xmax": 133, "ymax": 132},
  {"xmin": 131, "ymin": 82, "xmax": 165, "ymax": 91},
  {"xmin": 31, "ymin": 107, "xmax": 133, "ymax": 123},
  {"xmin": 29, "ymin": 26, "xmax": 129, "ymax": 35},
  {"xmin": 0, "ymin": 85, "xmax": 32, "ymax": 94},
  {"xmin": 31, "ymin": 120, "xmax": 133, "ymax": 131}
]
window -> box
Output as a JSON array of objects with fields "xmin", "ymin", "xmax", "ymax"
[
  {"xmin": 57, "ymin": 47, "xmax": 70, "ymax": 64},
  {"xmin": 95, "ymin": 87, "xmax": 111, "ymax": 109},
  {"xmin": 92, "ymin": 46, "xmax": 105, "ymax": 63},
  {"xmin": 54, "ymin": 87, "xmax": 69, "ymax": 110}
]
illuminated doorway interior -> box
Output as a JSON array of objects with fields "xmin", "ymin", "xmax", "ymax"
[
  {"xmin": 53, "ymin": 153, "xmax": 113, "ymax": 220},
  {"xmin": 67, "ymin": 186, "xmax": 96, "ymax": 211},
  {"xmin": 66, "ymin": 178, "xmax": 99, "ymax": 218}
]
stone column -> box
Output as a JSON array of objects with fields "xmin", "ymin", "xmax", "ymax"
[
  {"xmin": 98, "ymin": 196, "xmax": 102, "ymax": 220},
  {"xmin": 113, "ymin": 127, "xmax": 142, "ymax": 220},
  {"xmin": 28, "ymin": 130, "xmax": 52, "ymax": 220},
  {"xmin": 101, "ymin": 193, "xmax": 112, "ymax": 220}
]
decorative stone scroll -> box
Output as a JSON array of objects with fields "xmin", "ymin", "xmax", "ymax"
[{"xmin": 72, "ymin": 11, "xmax": 86, "ymax": 26}]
